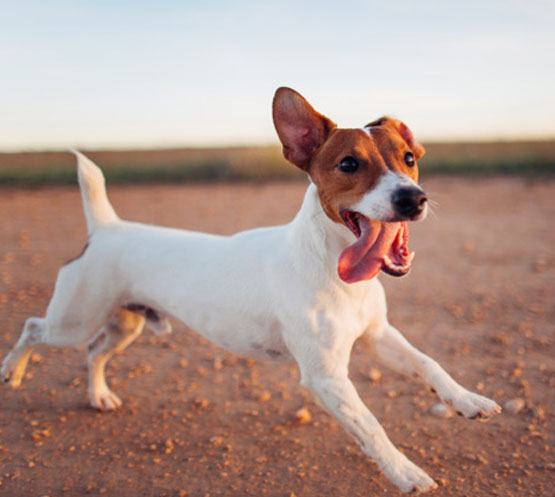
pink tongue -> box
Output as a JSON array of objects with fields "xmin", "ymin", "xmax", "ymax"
[{"xmin": 338, "ymin": 218, "xmax": 400, "ymax": 283}]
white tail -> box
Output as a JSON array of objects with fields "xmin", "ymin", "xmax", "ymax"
[{"xmin": 71, "ymin": 150, "xmax": 119, "ymax": 235}]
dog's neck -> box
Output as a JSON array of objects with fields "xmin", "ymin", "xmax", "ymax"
[{"xmin": 287, "ymin": 183, "xmax": 356, "ymax": 282}]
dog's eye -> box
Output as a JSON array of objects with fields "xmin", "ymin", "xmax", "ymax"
[
  {"xmin": 404, "ymin": 152, "xmax": 415, "ymax": 167},
  {"xmin": 339, "ymin": 156, "xmax": 359, "ymax": 173}
]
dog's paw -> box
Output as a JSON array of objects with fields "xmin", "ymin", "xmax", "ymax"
[
  {"xmin": 448, "ymin": 390, "xmax": 501, "ymax": 420},
  {"xmin": 383, "ymin": 454, "xmax": 438, "ymax": 494},
  {"xmin": 89, "ymin": 387, "xmax": 122, "ymax": 411}
]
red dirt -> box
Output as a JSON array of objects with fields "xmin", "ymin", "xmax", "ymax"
[{"xmin": 0, "ymin": 177, "xmax": 553, "ymax": 497}]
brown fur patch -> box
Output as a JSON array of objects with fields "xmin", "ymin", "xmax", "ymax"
[
  {"xmin": 311, "ymin": 119, "xmax": 424, "ymax": 223},
  {"xmin": 124, "ymin": 303, "xmax": 161, "ymax": 323},
  {"xmin": 272, "ymin": 88, "xmax": 425, "ymax": 227},
  {"xmin": 309, "ymin": 128, "xmax": 388, "ymax": 223},
  {"xmin": 110, "ymin": 308, "xmax": 145, "ymax": 333}
]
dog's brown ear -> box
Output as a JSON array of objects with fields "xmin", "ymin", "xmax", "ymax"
[
  {"xmin": 395, "ymin": 120, "xmax": 425, "ymax": 160},
  {"xmin": 273, "ymin": 87, "xmax": 336, "ymax": 171}
]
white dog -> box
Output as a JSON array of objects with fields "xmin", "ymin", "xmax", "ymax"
[{"xmin": 2, "ymin": 87, "xmax": 501, "ymax": 493}]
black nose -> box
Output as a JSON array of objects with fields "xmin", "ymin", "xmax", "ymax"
[{"xmin": 392, "ymin": 188, "xmax": 427, "ymax": 218}]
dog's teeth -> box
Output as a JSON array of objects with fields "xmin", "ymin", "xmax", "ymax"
[
  {"xmin": 384, "ymin": 256, "xmax": 403, "ymax": 270},
  {"xmin": 384, "ymin": 253, "xmax": 414, "ymax": 273}
]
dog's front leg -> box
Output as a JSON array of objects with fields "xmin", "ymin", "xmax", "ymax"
[
  {"xmin": 283, "ymin": 308, "xmax": 437, "ymax": 493},
  {"xmin": 301, "ymin": 372, "xmax": 437, "ymax": 493},
  {"xmin": 374, "ymin": 324, "xmax": 501, "ymax": 419}
]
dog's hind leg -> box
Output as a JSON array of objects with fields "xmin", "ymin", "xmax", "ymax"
[
  {"xmin": 1, "ymin": 317, "xmax": 45, "ymax": 387},
  {"xmin": 2, "ymin": 256, "xmax": 121, "ymax": 388},
  {"xmin": 87, "ymin": 308, "xmax": 145, "ymax": 411},
  {"xmin": 2, "ymin": 303, "xmax": 114, "ymax": 388}
]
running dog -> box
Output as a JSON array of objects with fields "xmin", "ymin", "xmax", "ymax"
[{"xmin": 2, "ymin": 87, "xmax": 501, "ymax": 493}]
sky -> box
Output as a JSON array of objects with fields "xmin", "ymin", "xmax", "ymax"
[{"xmin": 1, "ymin": 0, "xmax": 554, "ymax": 150}]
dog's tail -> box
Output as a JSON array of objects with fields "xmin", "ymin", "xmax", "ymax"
[{"xmin": 71, "ymin": 150, "xmax": 120, "ymax": 235}]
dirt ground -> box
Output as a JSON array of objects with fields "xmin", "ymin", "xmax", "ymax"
[{"xmin": 0, "ymin": 176, "xmax": 553, "ymax": 497}]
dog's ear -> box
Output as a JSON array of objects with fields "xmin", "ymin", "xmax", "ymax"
[
  {"xmin": 395, "ymin": 120, "xmax": 425, "ymax": 160},
  {"xmin": 273, "ymin": 87, "xmax": 336, "ymax": 171}
]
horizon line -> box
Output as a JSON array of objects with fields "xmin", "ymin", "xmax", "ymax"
[{"xmin": 3, "ymin": 135, "xmax": 555, "ymax": 154}]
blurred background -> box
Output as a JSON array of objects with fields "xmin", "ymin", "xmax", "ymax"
[{"xmin": 1, "ymin": 0, "xmax": 554, "ymax": 182}]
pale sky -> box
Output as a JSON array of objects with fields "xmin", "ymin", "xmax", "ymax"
[{"xmin": 2, "ymin": 0, "xmax": 554, "ymax": 150}]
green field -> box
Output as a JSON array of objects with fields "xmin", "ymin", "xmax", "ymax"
[{"xmin": 1, "ymin": 140, "xmax": 554, "ymax": 185}]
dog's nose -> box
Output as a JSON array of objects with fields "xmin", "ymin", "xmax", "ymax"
[{"xmin": 392, "ymin": 188, "xmax": 427, "ymax": 218}]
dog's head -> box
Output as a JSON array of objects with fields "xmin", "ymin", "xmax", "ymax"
[{"xmin": 273, "ymin": 87, "xmax": 427, "ymax": 283}]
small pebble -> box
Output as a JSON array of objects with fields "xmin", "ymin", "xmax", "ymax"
[
  {"xmin": 367, "ymin": 367, "xmax": 382, "ymax": 382},
  {"xmin": 294, "ymin": 407, "xmax": 312, "ymax": 424},
  {"xmin": 257, "ymin": 391, "xmax": 271, "ymax": 402},
  {"xmin": 212, "ymin": 356, "xmax": 223, "ymax": 371},
  {"xmin": 533, "ymin": 405, "xmax": 545, "ymax": 421},
  {"xmin": 30, "ymin": 354, "xmax": 42, "ymax": 364},
  {"xmin": 430, "ymin": 403, "xmax": 453, "ymax": 419},
  {"xmin": 534, "ymin": 256, "xmax": 547, "ymax": 273},
  {"xmin": 504, "ymin": 398, "xmax": 525, "ymax": 415},
  {"xmin": 436, "ymin": 477, "xmax": 449, "ymax": 487},
  {"xmin": 209, "ymin": 436, "xmax": 223, "ymax": 446}
]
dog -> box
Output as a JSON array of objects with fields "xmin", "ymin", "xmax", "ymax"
[{"xmin": 2, "ymin": 87, "xmax": 501, "ymax": 493}]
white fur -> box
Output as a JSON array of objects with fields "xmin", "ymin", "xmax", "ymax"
[
  {"xmin": 73, "ymin": 150, "xmax": 119, "ymax": 235},
  {"xmin": 352, "ymin": 171, "xmax": 428, "ymax": 222},
  {"xmin": 2, "ymin": 152, "xmax": 500, "ymax": 494}
]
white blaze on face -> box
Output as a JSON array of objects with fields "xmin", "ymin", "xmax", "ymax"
[{"xmin": 352, "ymin": 172, "xmax": 424, "ymax": 222}]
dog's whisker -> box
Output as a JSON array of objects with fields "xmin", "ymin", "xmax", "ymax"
[
  {"xmin": 426, "ymin": 205, "xmax": 439, "ymax": 221},
  {"xmin": 422, "ymin": 191, "xmax": 440, "ymax": 203}
]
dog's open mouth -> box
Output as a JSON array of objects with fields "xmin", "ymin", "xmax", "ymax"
[{"xmin": 338, "ymin": 210, "xmax": 415, "ymax": 283}]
